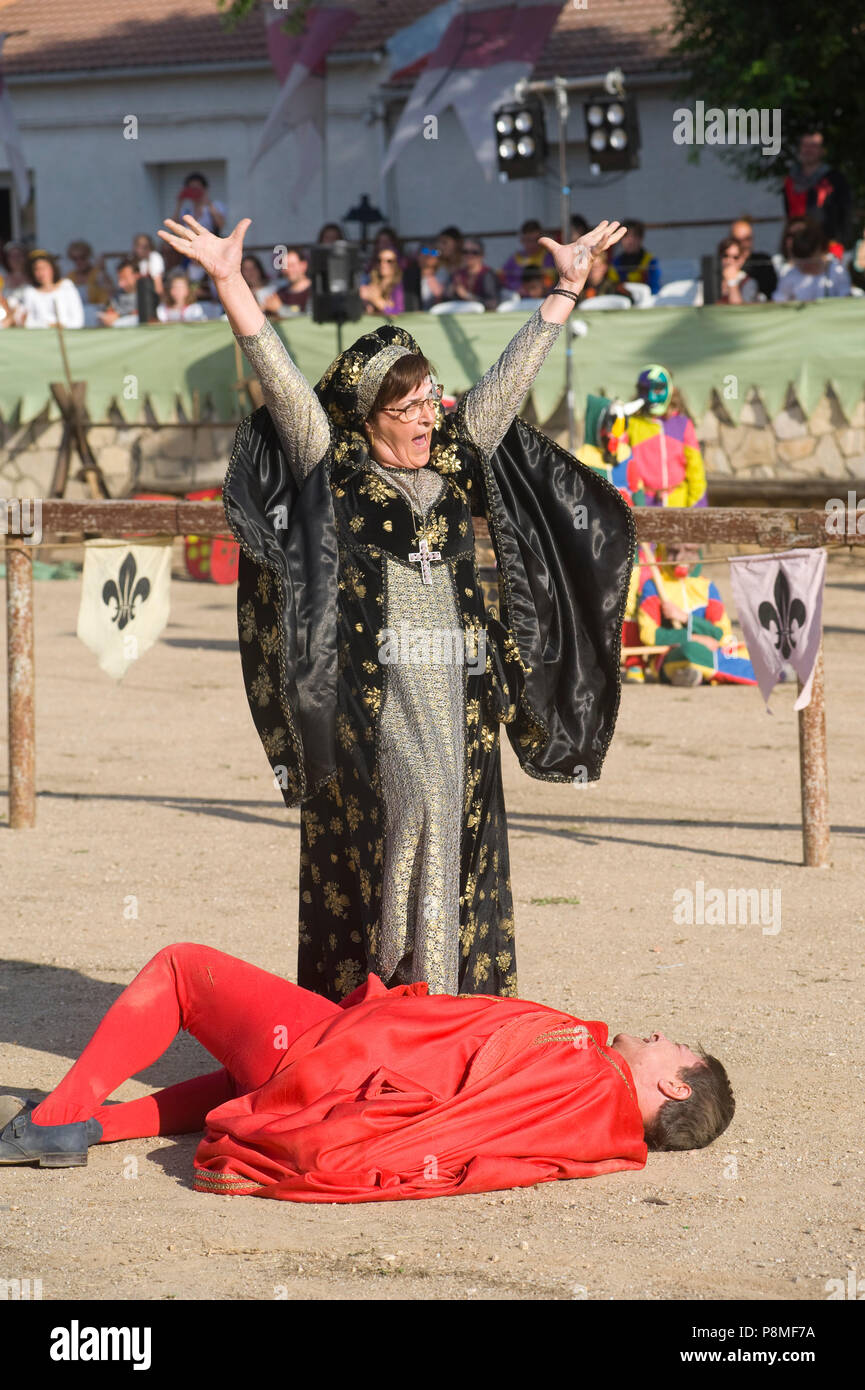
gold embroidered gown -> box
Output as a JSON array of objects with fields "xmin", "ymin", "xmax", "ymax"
[{"xmin": 224, "ymin": 309, "xmax": 633, "ymax": 1002}]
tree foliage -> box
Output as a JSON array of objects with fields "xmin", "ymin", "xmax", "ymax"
[{"xmin": 666, "ymin": 0, "xmax": 865, "ymax": 204}]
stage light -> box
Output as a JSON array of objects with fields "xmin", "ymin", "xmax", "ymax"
[
  {"xmin": 493, "ymin": 96, "xmax": 548, "ymax": 178},
  {"xmin": 583, "ymin": 96, "xmax": 640, "ymax": 172}
]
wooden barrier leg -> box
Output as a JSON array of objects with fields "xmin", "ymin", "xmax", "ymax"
[
  {"xmin": 797, "ymin": 641, "xmax": 829, "ymax": 867},
  {"xmin": 6, "ymin": 539, "xmax": 36, "ymax": 829}
]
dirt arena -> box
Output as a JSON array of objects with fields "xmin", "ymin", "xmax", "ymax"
[{"xmin": 1, "ymin": 548, "xmax": 863, "ymax": 1302}]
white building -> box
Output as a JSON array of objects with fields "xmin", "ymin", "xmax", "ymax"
[{"xmin": 1, "ymin": 0, "xmax": 786, "ymax": 273}]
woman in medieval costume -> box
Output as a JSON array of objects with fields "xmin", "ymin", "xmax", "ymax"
[{"xmin": 159, "ymin": 214, "xmax": 635, "ymax": 1003}]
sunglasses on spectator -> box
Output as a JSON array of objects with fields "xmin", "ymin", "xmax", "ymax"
[{"xmin": 419, "ymin": 246, "xmax": 440, "ymax": 257}]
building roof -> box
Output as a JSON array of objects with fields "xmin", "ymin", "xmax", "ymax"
[{"xmin": 1, "ymin": 0, "xmax": 674, "ymax": 79}]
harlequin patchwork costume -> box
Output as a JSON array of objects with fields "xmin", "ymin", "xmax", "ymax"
[
  {"xmin": 637, "ymin": 547, "xmax": 757, "ymax": 686},
  {"xmin": 222, "ymin": 311, "xmax": 634, "ymax": 1001}
]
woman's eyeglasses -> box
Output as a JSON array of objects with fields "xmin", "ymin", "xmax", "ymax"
[{"xmin": 380, "ymin": 382, "xmax": 444, "ymax": 423}]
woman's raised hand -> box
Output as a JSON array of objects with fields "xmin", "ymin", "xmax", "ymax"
[
  {"xmin": 158, "ymin": 214, "xmax": 251, "ymax": 284},
  {"xmin": 538, "ymin": 220, "xmax": 628, "ymax": 292}
]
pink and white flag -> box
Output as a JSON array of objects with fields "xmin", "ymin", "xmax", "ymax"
[
  {"xmin": 0, "ymin": 34, "xmax": 30, "ymax": 207},
  {"xmin": 728, "ymin": 548, "xmax": 827, "ymax": 710},
  {"xmin": 250, "ymin": 2, "xmax": 358, "ymax": 208},
  {"xmin": 381, "ymin": 0, "xmax": 563, "ymax": 180}
]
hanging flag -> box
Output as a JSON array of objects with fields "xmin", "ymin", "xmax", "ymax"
[
  {"xmin": 381, "ymin": 0, "xmax": 564, "ymax": 180},
  {"xmin": 0, "ymin": 34, "xmax": 30, "ymax": 207},
  {"xmin": 249, "ymin": 1, "xmax": 358, "ymax": 210},
  {"xmin": 728, "ymin": 548, "xmax": 827, "ymax": 711},
  {"xmin": 385, "ymin": 1, "xmax": 460, "ymax": 83},
  {"xmin": 77, "ymin": 539, "xmax": 172, "ymax": 681}
]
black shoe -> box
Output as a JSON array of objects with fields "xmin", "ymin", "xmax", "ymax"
[{"xmin": 0, "ymin": 1101, "xmax": 103, "ymax": 1167}]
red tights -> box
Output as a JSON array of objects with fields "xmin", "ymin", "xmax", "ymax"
[{"xmin": 30, "ymin": 944, "xmax": 340, "ymax": 1142}]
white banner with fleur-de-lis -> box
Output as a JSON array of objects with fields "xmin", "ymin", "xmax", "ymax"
[
  {"xmin": 76, "ymin": 538, "xmax": 173, "ymax": 680},
  {"xmin": 728, "ymin": 548, "xmax": 826, "ymax": 711}
]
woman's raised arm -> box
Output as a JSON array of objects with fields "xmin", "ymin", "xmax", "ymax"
[
  {"xmin": 461, "ymin": 220, "xmax": 627, "ymax": 457},
  {"xmin": 158, "ymin": 216, "xmax": 330, "ymax": 482}
]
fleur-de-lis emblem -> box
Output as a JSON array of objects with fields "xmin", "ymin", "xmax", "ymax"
[
  {"xmin": 758, "ymin": 567, "xmax": 806, "ymax": 660},
  {"xmin": 102, "ymin": 551, "xmax": 150, "ymax": 631}
]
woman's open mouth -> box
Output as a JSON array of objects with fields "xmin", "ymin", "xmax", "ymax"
[{"xmin": 412, "ymin": 433, "xmax": 430, "ymax": 448}]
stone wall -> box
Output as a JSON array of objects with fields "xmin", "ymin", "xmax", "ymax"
[
  {"xmin": 2, "ymin": 387, "xmax": 865, "ymax": 500},
  {"xmin": 0, "ymin": 415, "xmax": 237, "ymax": 500}
]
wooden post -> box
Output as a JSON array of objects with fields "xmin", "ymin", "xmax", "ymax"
[
  {"xmin": 797, "ymin": 640, "xmax": 830, "ymax": 867},
  {"xmin": 5, "ymin": 538, "xmax": 36, "ymax": 829}
]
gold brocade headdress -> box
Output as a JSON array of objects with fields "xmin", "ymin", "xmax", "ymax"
[{"xmin": 313, "ymin": 322, "xmax": 430, "ymax": 436}]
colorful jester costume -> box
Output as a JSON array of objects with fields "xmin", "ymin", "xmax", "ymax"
[
  {"xmin": 637, "ymin": 549, "xmax": 756, "ymax": 686},
  {"xmin": 223, "ymin": 311, "xmax": 634, "ymax": 1001}
]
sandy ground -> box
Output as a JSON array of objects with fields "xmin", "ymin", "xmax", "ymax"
[{"xmin": 0, "ymin": 546, "xmax": 863, "ymax": 1303}]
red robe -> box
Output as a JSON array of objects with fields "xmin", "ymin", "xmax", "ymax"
[{"xmin": 193, "ymin": 977, "xmax": 646, "ymax": 1202}]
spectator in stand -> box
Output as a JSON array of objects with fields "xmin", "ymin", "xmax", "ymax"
[
  {"xmin": 772, "ymin": 222, "xmax": 851, "ymax": 301},
  {"xmin": 416, "ymin": 244, "xmax": 446, "ymax": 309},
  {"xmin": 447, "ymin": 237, "xmax": 500, "ymax": 310},
  {"xmin": 499, "ymin": 218, "xmax": 556, "ymax": 294},
  {"xmin": 241, "ymin": 254, "xmax": 280, "ymax": 310},
  {"xmin": 570, "ymin": 213, "xmax": 590, "ymax": 240},
  {"xmin": 365, "ymin": 226, "xmax": 405, "ymax": 273},
  {"xmin": 132, "ymin": 234, "xmax": 165, "ymax": 297},
  {"xmin": 65, "ymin": 240, "xmax": 113, "ymax": 306},
  {"xmin": 783, "ymin": 132, "xmax": 851, "ymax": 252},
  {"xmin": 776, "ymin": 215, "xmax": 808, "ymax": 275},
  {"xmin": 577, "ymin": 248, "xmax": 627, "ymax": 302},
  {"xmin": 98, "ymin": 259, "xmax": 140, "ymax": 327},
  {"xmin": 14, "ymin": 250, "xmax": 85, "ymax": 329},
  {"xmin": 435, "ymin": 225, "xmax": 463, "ymax": 294},
  {"xmin": 0, "ymin": 240, "xmax": 28, "ymax": 303},
  {"xmin": 359, "ymin": 246, "xmax": 405, "ymax": 316},
  {"xmin": 610, "ymin": 218, "xmax": 661, "ymax": 295},
  {"xmin": 728, "ymin": 216, "xmax": 777, "ymax": 298},
  {"xmin": 157, "ymin": 270, "xmax": 208, "ymax": 322},
  {"xmin": 716, "ymin": 236, "xmax": 760, "ymax": 304},
  {"xmin": 850, "ymin": 217, "xmax": 865, "ymax": 293},
  {"xmin": 172, "ymin": 173, "xmax": 226, "ymax": 286},
  {"xmin": 275, "ymin": 246, "xmax": 312, "ymax": 314},
  {"xmin": 315, "ymin": 222, "xmax": 345, "ymax": 244},
  {"xmin": 518, "ymin": 266, "xmax": 548, "ymax": 300}
]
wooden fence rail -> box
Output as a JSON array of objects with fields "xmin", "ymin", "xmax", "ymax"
[{"xmin": 5, "ymin": 501, "xmax": 861, "ymax": 863}]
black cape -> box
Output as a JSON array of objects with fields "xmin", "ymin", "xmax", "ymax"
[{"xmin": 223, "ymin": 407, "xmax": 635, "ymax": 807}]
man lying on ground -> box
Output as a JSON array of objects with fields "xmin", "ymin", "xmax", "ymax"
[{"xmin": 0, "ymin": 944, "xmax": 734, "ymax": 1202}]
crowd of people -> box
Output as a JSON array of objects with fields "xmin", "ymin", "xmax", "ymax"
[{"xmin": 0, "ymin": 136, "xmax": 861, "ymax": 327}]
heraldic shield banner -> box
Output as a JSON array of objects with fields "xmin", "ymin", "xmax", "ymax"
[
  {"xmin": 76, "ymin": 537, "xmax": 173, "ymax": 680},
  {"xmin": 728, "ymin": 548, "xmax": 826, "ymax": 711}
]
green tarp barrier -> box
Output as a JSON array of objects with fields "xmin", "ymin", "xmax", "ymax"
[{"xmin": 1, "ymin": 299, "xmax": 863, "ymax": 427}]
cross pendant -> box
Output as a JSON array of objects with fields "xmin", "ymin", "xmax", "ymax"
[{"xmin": 409, "ymin": 535, "xmax": 442, "ymax": 585}]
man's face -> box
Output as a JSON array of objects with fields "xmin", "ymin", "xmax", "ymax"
[
  {"xmin": 620, "ymin": 228, "xmax": 642, "ymax": 255},
  {"xmin": 522, "ymin": 274, "xmax": 545, "ymax": 298},
  {"xmin": 730, "ymin": 221, "xmax": 752, "ymax": 252},
  {"xmin": 437, "ymin": 234, "xmax": 458, "ymax": 260},
  {"xmin": 612, "ymin": 1032, "xmax": 703, "ymax": 1096},
  {"xmin": 284, "ymin": 253, "xmax": 306, "ymax": 283},
  {"xmin": 521, "ymin": 226, "xmax": 541, "ymax": 253},
  {"xmin": 799, "ymin": 133, "xmax": 823, "ymax": 168},
  {"xmin": 117, "ymin": 266, "xmax": 137, "ymax": 291}
]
